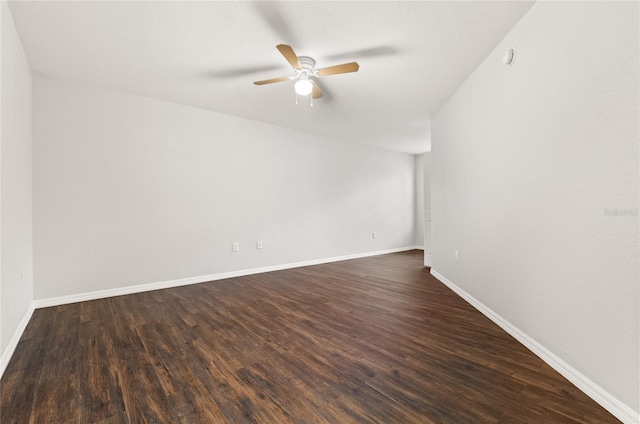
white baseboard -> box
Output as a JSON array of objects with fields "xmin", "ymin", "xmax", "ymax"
[
  {"xmin": 430, "ymin": 269, "xmax": 639, "ymax": 424},
  {"xmin": 1, "ymin": 301, "xmax": 35, "ymax": 379},
  {"xmin": 34, "ymin": 246, "xmax": 419, "ymax": 309},
  {"xmin": 413, "ymin": 245, "xmax": 425, "ymax": 251}
]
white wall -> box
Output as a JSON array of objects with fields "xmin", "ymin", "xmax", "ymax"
[
  {"xmin": 432, "ymin": 1, "xmax": 638, "ymax": 419},
  {"xmin": 414, "ymin": 154, "xmax": 424, "ymax": 248},
  {"xmin": 1, "ymin": 0, "xmax": 33, "ymax": 360},
  {"xmin": 33, "ymin": 75, "xmax": 416, "ymax": 300},
  {"xmin": 423, "ymin": 152, "xmax": 431, "ymax": 267}
]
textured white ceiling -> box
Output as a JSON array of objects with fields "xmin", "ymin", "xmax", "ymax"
[{"xmin": 8, "ymin": 1, "xmax": 534, "ymax": 154}]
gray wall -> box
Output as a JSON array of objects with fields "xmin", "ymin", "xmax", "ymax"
[
  {"xmin": 33, "ymin": 75, "xmax": 417, "ymax": 300},
  {"xmin": 1, "ymin": 0, "xmax": 34, "ymax": 365},
  {"xmin": 432, "ymin": 1, "xmax": 638, "ymax": 415},
  {"xmin": 415, "ymin": 154, "xmax": 424, "ymax": 248}
]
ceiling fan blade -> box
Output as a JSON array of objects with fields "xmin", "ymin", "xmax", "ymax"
[
  {"xmin": 325, "ymin": 46, "xmax": 396, "ymax": 62},
  {"xmin": 253, "ymin": 76, "xmax": 293, "ymax": 85},
  {"xmin": 311, "ymin": 80, "xmax": 324, "ymax": 99},
  {"xmin": 253, "ymin": 2, "xmax": 299, "ymax": 47},
  {"xmin": 276, "ymin": 44, "xmax": 302, "ymax": 69},
  {"xmin": 316, "ymin": 62, "xmax": 359, "ymax": 77},
  {"xmin": 209, "ymin": 64, "xmax": 281, "ymax": 79}
]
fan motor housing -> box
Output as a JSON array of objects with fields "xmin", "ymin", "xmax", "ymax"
[{"xmin": 298, "ymin": 56, "xmax": 317, "ymax": 76}]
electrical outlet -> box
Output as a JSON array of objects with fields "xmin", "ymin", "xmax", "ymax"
[
  {"xmin": 257, "ymin": 241, "xmax": 263, "ymax": 249},
  {"xmin": 232, "ymin": 242, "xmax": 239, "ymax": 252},
  {"xmin": 372, "ymin": 232, "xmax": 376, "ymax": 239},
  {"xmin": 455, "ymin": 250, "xmax": 459, "ymax": 262}
]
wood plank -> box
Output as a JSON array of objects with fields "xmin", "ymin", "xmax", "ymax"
[
  {"xmin": 0, "ymin": 310, "xmax": 53, "ymax": 424},
  {"xmin": 29, "ymin": 305, "xmax": 81, "ymax": 424}
]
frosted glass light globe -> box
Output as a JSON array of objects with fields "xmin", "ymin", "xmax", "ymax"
[{"xmin": 294, "ymin": 78, "xmax": 313, "ymax": 96}]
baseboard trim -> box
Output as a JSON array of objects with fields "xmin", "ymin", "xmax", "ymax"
[
  {"xmin": 430, "ymin": 269, "xmax": 639, "ymax": 424},
  {"xmin": 1, "ymin": 301, "xmax": 35, "ymax": 379},
  {"xmin": 34, "ymin": 246, "xmax": 419, "ymax": 309}
]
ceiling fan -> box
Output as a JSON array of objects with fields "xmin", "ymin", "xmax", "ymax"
[{"xmin": 254, "ymin": 44, "xmax": 359, "ymax": 100}]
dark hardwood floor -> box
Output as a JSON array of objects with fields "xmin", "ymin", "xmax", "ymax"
[{"xmin": 1, "ymin": 250, "xmax": 620, "ymax": 423}]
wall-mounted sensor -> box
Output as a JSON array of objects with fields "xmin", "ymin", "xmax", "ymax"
[{"xmin": 503, "ymin": 48, "xmax": 516, "ymax": 66}]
